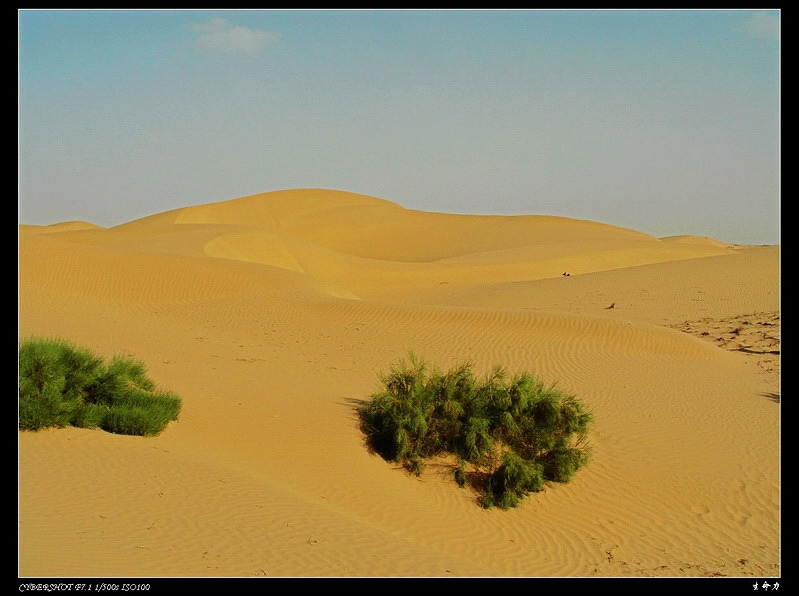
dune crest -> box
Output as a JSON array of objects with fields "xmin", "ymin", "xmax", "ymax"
[
  {"xmin": 172, "ymin": 188, "xmax": 399, "ymax": 228},
  {"xmin": 660, "ymin": 235, "xmax": 737, "ymax": 249},
  {"xmin": 19, "ymin": 189, "xmax": 779, "ymax": 578},
  {"xmin": 20, "ymin": 221, "xmax": 105, "ymax": 234}
]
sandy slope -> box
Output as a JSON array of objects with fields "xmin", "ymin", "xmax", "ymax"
[{"xmin": 18, "ymin": 189, "xmax": 779, "ymax": 577}]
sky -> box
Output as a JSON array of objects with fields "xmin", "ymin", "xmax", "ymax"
[{"xmin": 18, "ymin": 9, "xmax": 780, "ymax": 244}]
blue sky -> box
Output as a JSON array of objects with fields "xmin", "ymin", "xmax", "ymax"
[{"xmin": 19, "ymin": 9, "xmax": 780, "ymax": 244}]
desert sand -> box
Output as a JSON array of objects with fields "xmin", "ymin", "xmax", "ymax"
[{"xmin": 18, "ymin": 189, "xmax": 779, "ymax": 578}]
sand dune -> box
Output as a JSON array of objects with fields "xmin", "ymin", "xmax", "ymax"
[
  {"xmin": 659, "ymin": 234, "xmax": 738, "ymax": 249},
  {"xmin": 18, "ymin": 189, "xmax": 779, "ymax": 577},
  {"xmin": 21, "ymin": 221, "xmax": 104, "ymax": 234}
]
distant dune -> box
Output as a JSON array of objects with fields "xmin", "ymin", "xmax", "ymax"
[
  {"xmin": 660, "ymin": 234, "xmax": 737, "ymax": 249},
  {"xmin": 19, "ymin": 189, "xmax": 779, "ymax": 577},
  {"xmin": 20, "ymin": 221, "xmax": 105, "ymax": 233}
]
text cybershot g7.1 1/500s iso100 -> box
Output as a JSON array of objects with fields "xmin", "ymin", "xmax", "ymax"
[{"xmin": 18, "ymin": 585, "xmax": 150, "ymax": 593}]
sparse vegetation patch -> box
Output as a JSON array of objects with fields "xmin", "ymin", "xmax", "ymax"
[
  {"xmin": 19, "ymin": 337, "xmax": 181, "ymax": 436},
  {"xmin": 358, "ymin": 353, "xmax": 592, "ymax": 509}
]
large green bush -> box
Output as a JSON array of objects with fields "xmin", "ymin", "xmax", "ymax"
[
  {"xmin": 359, "ymin": 353, "xmax": 592, "ymax": 509},
  {"xmin": 19, "ymin": 337, "xmax": 181, "ymax": 436}
]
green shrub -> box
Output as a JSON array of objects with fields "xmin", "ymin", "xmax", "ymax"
[
  {"xmin": 19, "ymin": 337, "xmax": 181, "ymax": 436},
  {"xmin": 359, "ymin": 353, "xmax": 592, "ymax": 509}
]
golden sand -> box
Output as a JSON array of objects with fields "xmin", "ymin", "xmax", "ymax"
[{"xmin": 19, "ymin": 189, "xmax": 779, "ymax": 577}]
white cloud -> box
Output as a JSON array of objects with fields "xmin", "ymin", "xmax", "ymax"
[
  {"xmin": 735, "ymin": 11, "xmax": 780, "ymax": 41},
  {"xmin": 191, "ymin": 18, "xmax": 280, "ymax": 53}
]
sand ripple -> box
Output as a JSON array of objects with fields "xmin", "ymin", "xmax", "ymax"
[{"xmin": 19, "ymin": 189, "xmax": 779, "ymax": 577}]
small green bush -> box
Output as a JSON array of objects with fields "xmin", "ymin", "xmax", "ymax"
[
  {"xmin": 359, "ymin": 353, "xmax": 592, "ymax": 509},
  {"xmin": 19, "ymin": 337, "xmax": 181, "ymax": 436}
]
